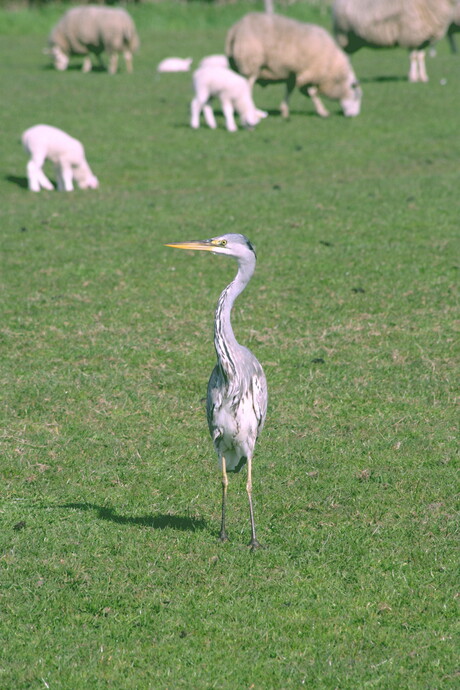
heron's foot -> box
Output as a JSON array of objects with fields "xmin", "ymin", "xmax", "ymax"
[
  {"xmin": 219, "ymin": 531, "xmax": 229, "ymax": 543},
  {"xmin": 248, "ymin": 538, "xmax": 263, "ymax": 551}
]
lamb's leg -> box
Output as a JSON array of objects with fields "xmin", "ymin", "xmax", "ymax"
[
  {"xmin": 82, "ymin": 56, "xmax": 92, "ymax": 73},
  {"xmin": 417, "ymin": 50, "xmax": 428, "ymax": 82},
  {"xmin": 280, "ymin": 74, "xmax": 296, "ymax": 118},
  {"xmin": 202, "ymin": 104, "xmax": 217, "ymax": 129},
  {"xmin": 55, "ymin": 163, "xmax": 74, "ymax": 192},
  {"xmin": 190, "ymin": 97, "xmax": 203, "ymax": 129},
  {"xmin": 27, "ymin": 159, "xmax": 53, "ymax": 192},
  {"xmin": 124, "ymin": 50, "xmax": 133, "ymax": 74},
  {"xmin": 108, "ymin": 53, "xmax": 118, "ymax": 75},
  {"xmin": 221, "ymin": 99, "xmax": 238, "ymax": 132},
  {"xmin": 307, "ymin": 86, "xmax": 330, "ymax": 118}
]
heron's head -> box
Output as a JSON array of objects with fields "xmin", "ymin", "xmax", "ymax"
[{"xmin": 166, "ymin": 233, "xmax": 256, "ymax": 261}]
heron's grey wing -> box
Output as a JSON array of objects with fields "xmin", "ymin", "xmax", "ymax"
[
  {"xmin": 251, "ymin": 362, "xmax": 268, "ymax": 436},
  {"xmin": 206, "ymin": 364, "xmax": 223, "ymax": 440}
]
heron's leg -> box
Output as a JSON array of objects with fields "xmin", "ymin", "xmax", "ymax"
[
  {"xmin": 219, "ymin": 457, "xmax": 229, "ymax": 542},
  {"xmin": 246, "ymin": 455, "xmax": 261, "ymax": 550}
]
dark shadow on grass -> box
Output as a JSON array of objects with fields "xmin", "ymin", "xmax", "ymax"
[
  {"xmin": 359, "ymin": 75, "xmax": 407, "ymax": 83},
  {"xmin": 62, "ymin": 502, "xmax": 207, "ymax": 531},
  {"xmin": 6, "ymin": 175, "xmax": 29, "ymax": 189}
]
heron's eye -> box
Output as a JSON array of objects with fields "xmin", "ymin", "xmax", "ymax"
[{"xmin": 220, "ymin": 240, "xmax": 227, "ymax": 247}]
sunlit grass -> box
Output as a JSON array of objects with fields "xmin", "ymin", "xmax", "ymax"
[{"xmin": 1, "ymin": 2, "xmax": 458, "ymax": 687}]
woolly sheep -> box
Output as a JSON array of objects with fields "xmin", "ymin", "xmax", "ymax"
[
  {"xmin": 22, "ymin": 124, "xmax": 99, "ymax": 192},
  {"xmin": 157, "ymin": 57, "xmax": 193, "ymax": 72},
  {"xmin": 332, "ymin": 0, "xmax": 456, "ymax": 82},
  {"xmin": 226, "ymin": 12, "xmax": 362, "ymax": 119},
  {"xmin": 48, "ymin": 6, "xmax": 139, "ymax": 74},
  {"xmin": 191, "ymin": 66, "xmax": 268, "ymax": 132}
]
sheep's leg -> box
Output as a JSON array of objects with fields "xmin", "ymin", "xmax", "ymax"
[
  {"xmin": 221, "ymin": 99, "xmax": 238, "ymax": 132},
  {"xmin": 82, "ymin": 56, "xmax": 92, "ymax": 73},
  {"xmin": 203, "ymin": 104, "xmax": 217, "ymax": 129},
  {"xmin": 124, "ymin": 50, "xmax": 133, "ymax": 74},
  {"xmin": 280, "ymin": 74, "xmax": 296, "ymax": 118},
  {"xmin": 27, "ymin": 159, "xmax": 53, "ymax": 192},
  {"xmin": 408, "ymin": 50, "xmax": 419, "ymax": 82},
  {"xmin": 108, "ymin": 53, "xmax": 118, "ymax": 75},
  {"xmin": 247, "ymin": 74, "xmax": 258, "ymax": 95},
  {"xmin": 190, "ymin": 97, "xmax": 203, "ymax": 129},
  {"xmin": 55, "ymin": 163, "xmax": 74, "ymax": 192},
  {"xmin": 307, "ymin": 86, "xmax": 330, "ymax": 118},
  {"xmin": 417, "ymin": 50, "xmax": 428, "ymax": 82}
]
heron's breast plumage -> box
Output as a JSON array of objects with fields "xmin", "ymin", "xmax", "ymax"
[{"xmin": 207, "ymin": 360, "xmax": 267, "ymax": 472}]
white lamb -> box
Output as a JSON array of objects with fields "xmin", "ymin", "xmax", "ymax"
[
  {"xmin": 48, "ymin": 6, "xmax": 139, "ymax": 74},
  {"xmin": 191, "ymin": 66, "xmax": 268, "ymax": 132},
  {"xmin": 157, "ymin": 57, "xmax": 193, "ymax": 72},
  {"xmin": 22, "ymin": 125, "xmax": 99, "ymax": 192},
  {"xmin": 198, "ymin": 54, "xmax": 230, "ymax": 69},
  {"xmin": 226, "ymin": 12, "xmax": 362, "ymax": 119},
  {"xmin": 332, "ymin": 0, "xmax": 457, "ymax": 82}
]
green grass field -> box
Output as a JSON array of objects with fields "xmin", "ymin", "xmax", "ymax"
[{"xmin": 1, "ymin": 2, "xmax": 458, "ymax": 687}]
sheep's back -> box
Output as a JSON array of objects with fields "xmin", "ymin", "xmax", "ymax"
[
  {"xmin": 49, "ymin": 6, "xmax": 138, "ymax": 54},
  {"xmin": 227, "ymin": 13, "xmax": 345, "ymax": 81},
  {"xmin": 333, "ymin": 0, "xmax": 456, "ymax": 49}
]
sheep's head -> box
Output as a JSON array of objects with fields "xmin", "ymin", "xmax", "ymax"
[
  {"xmin": 78, "ymin": 174, "xmax": 99, "ymax": 190},
  {"xmin": 51, "ymin": 45, "xmax": 69, "ymax": 71},
  {"xmin": 341, "ymin": 75, "xmax": 362, "ymax": 117}
]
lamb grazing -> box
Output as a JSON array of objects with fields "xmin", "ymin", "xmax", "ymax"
[
  {"xmin": 332, "ymin": 0, "xmax": 457, "ymax": 82},
  {"xmin": 226, "ymin": 12, "xmax": 362, "ymax": 119},
  {"xmin": 191, "ymin": 66, "xmax": 268, "ymax": 132},
  {"xmin": 22, "ymin": 124, "xmax": 99, "ymax": 192},
  {"xmin": 157, "ymin": 57, "xmax": 193, "ymax": 72},
  {"xmin": 198, "ymin": 54, "xmax": 230, "ymax": 70},
  {"xmin": 48, "ymin": 6, "xmax": 139, "ymax": 74}
]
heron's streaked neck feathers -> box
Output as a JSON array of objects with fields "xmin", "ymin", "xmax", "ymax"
[{"xmin": 214, "ymin": 255, "xmax": 255, "ymax": 379}]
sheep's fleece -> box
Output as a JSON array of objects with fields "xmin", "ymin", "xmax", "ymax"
[{"xmin": 48, "ymin": 5, "xmax": 139, "ymax": 74}]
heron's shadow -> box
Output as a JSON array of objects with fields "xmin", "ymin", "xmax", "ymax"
[{"xmin": 62, "ymin": 502, "xmax": 206, "ymax": 531}]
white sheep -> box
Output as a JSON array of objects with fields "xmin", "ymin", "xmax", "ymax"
[
  {"xmin": 22, "ymin": 124, "xmax": 99, "ymax": 192},
  {"xmin": 332, "ymin": 0, "xmax": 457, "ymax": 82},
  {"xmin": 48, "ymin": 6, "xmax": 139, "ymax": 74},
  {"xmin": 226, "ymin": 12, "xmax": 362, "ymax": 119},
  {"xmin": 191, "ymin": 66, "xmax": 268, "ymax": 132},
  {"xmin": 157, "ymin": 57, "xmax": 193, "ymax": 72},
  {"xmin": 198, "ymin": 54, "xmax": 230, "ymax": 70}
]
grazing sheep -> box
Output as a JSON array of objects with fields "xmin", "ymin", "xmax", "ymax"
[
  {"xmin": 157, "ymin": 57, "xmax": 193, "ymax": 72},
  {"xmin": 48, "ymin": 6, "xmax": 139, "ymax": 74},
  {"xmin": 198, "ymin": 54, "xmax": 230, "ymax": 69},
  {"xmin": 332, "ymin": 0, "xmax": 456, "ymax": 82},
  {"xmin": 191, "ymin": 66, "xmax": 268, "ymax": 132},
  {"xmin": 22, "ymin": 124, "xmax": 99, "ymax": 192},
  {"xmin": 226, "ymin": 12, "xmax": 362, "ymax": 119}
]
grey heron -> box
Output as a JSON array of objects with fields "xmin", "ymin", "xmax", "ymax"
[{"xmin": 166, "ymin": 233, "xmax": 268, "ymax": 550}]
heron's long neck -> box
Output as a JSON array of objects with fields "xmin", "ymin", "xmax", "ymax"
[{"xmin": 214, "ymin": 257, "xmax": 255, "ymax": 379}]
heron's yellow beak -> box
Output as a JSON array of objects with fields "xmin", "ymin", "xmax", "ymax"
[{"xmin": 165, "ymin": 240, "xmax": 214, "ymax": 252}]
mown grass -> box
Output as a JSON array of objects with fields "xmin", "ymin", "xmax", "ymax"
[{"xmin": 1, "ymin": 2, "xmax": 458, "ymax": 688}]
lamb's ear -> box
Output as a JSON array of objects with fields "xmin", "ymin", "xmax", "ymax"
[{"xmin": 352, "ymin": 80, "xmax": 360, "ymax": 88}]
